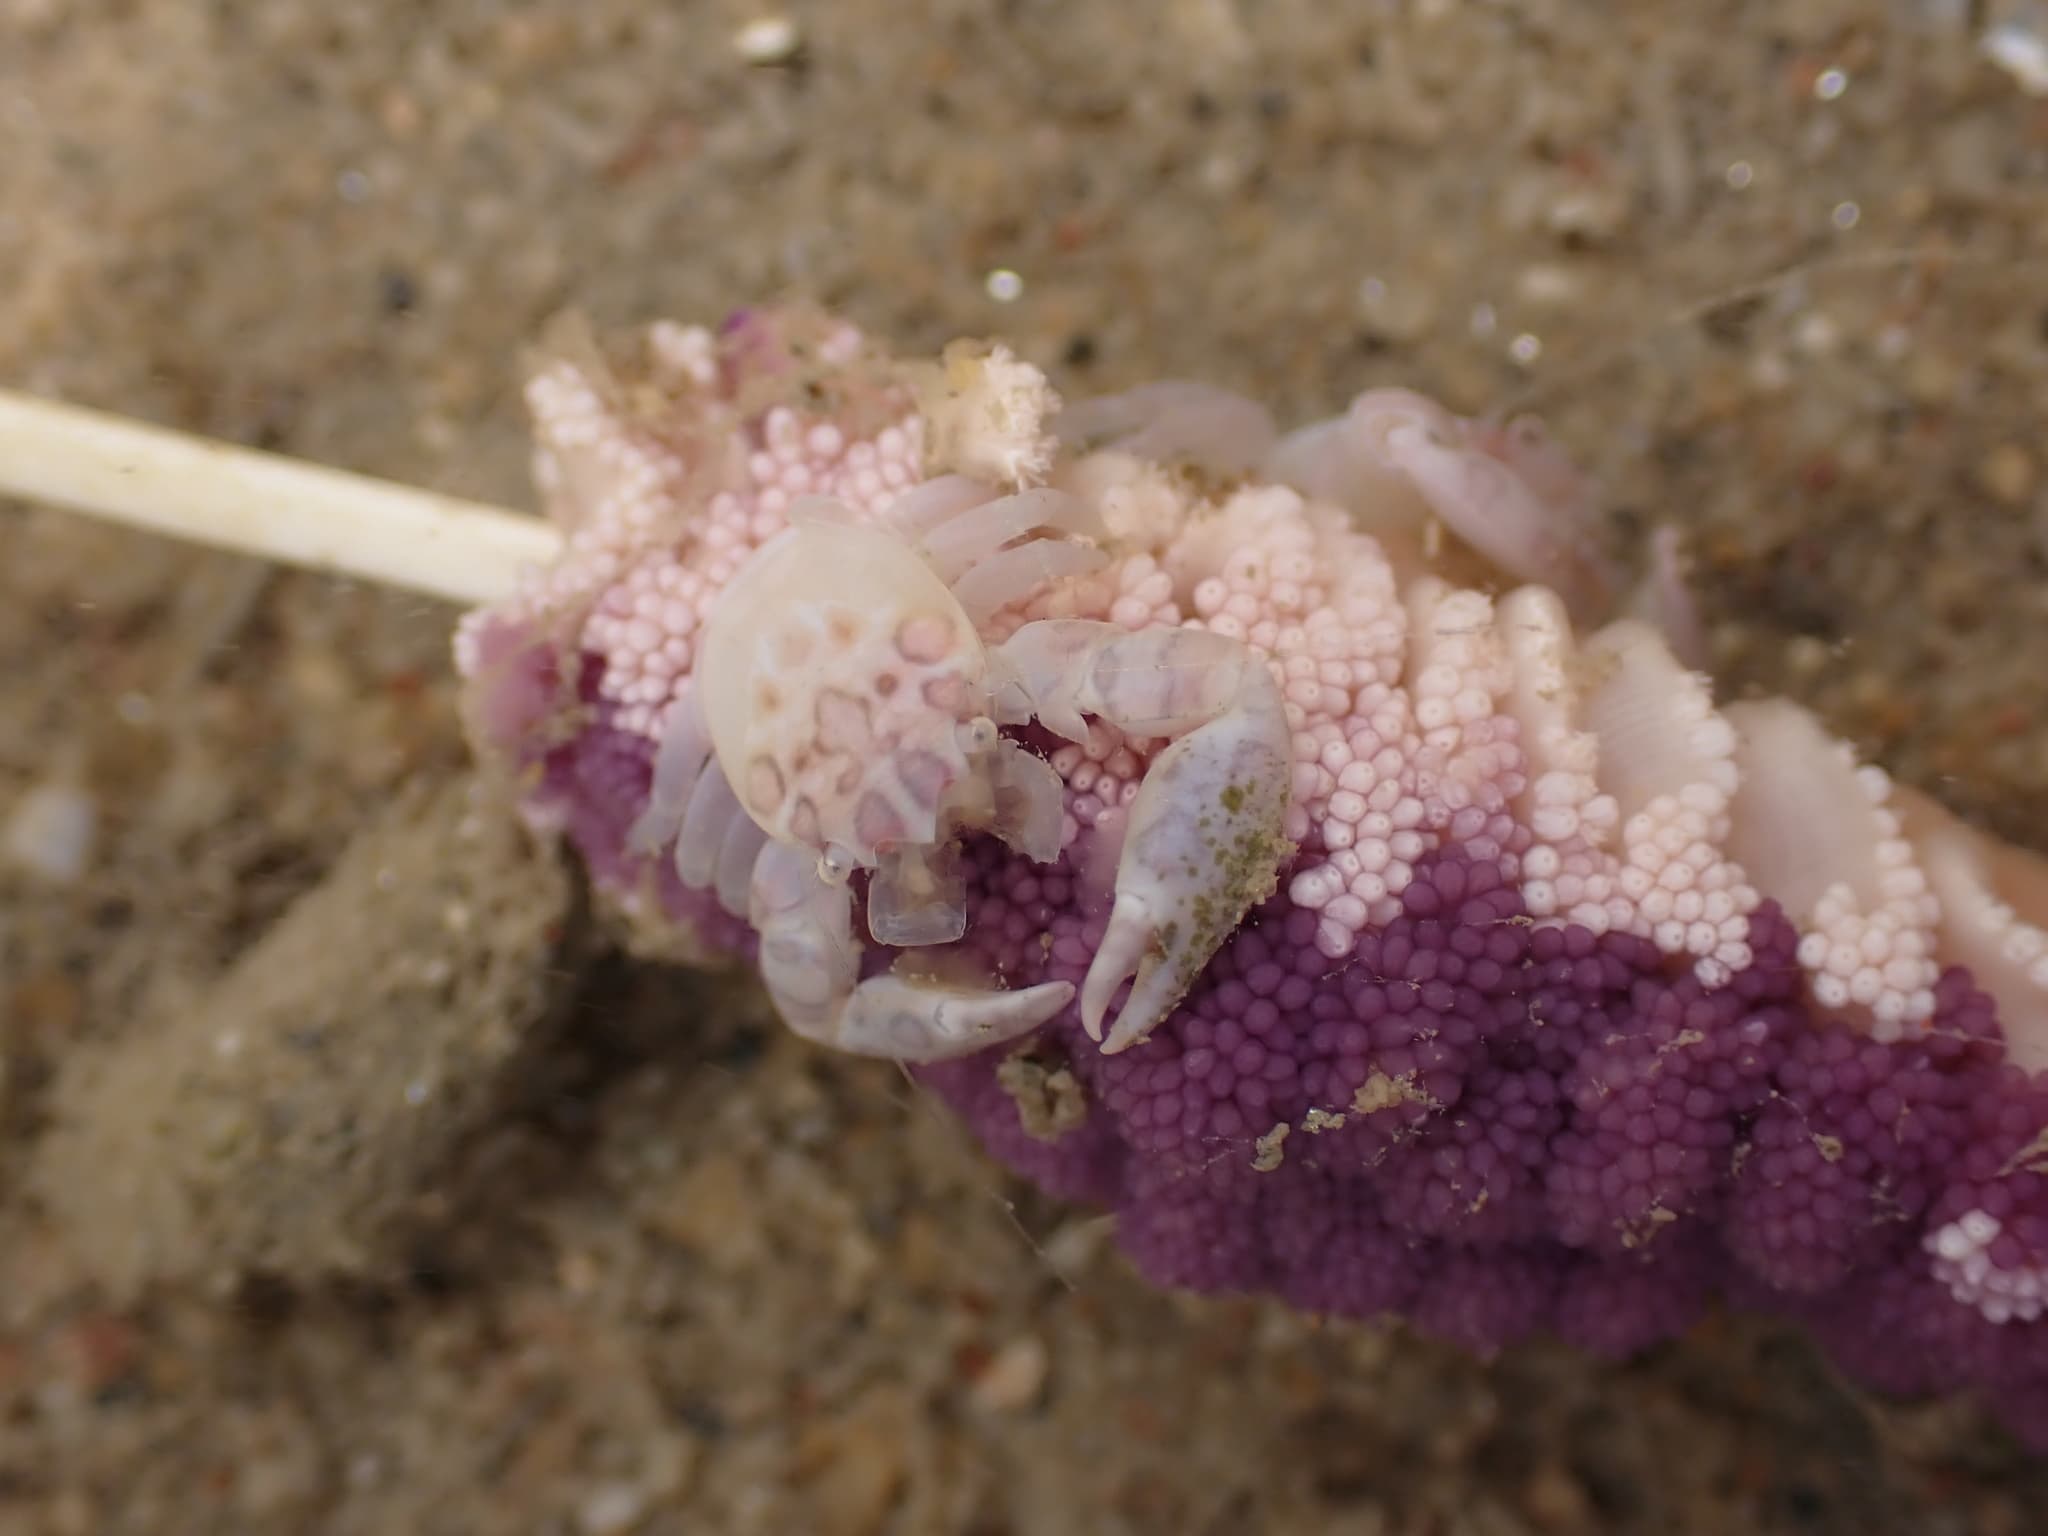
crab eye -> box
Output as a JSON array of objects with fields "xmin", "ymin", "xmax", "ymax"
[
  {"xmin": 956, "ymin": 715, "xmax": 999, "ymax": 755},
  {"xmin": 817, "ymin": 844, "xmax": 860, "ymax": 886}
]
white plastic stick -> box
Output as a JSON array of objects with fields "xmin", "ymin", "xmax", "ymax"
[{"xmin": 0, "ymin": 388, "xmax": 563, "ymax": 606}]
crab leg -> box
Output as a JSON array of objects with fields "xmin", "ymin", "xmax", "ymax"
[
  {"xmin": 628, "ymin": 688, "xmax": 715, "ymax": 857},
  {"xmin": 747, "ymin": 841, "xmax": 1074, "ymax": 1061},
  {"xmin": 915, "ymin": 487, "xmax": 1094, "ymax": 582},
  {"xmin": 623, "ymin": 688, "xmax": 764, "ymax": 918},
  {"xmin": 675, "ymin": 758, "xmax": 748, "ymax": 892},
  {"xmin": 994, "ymin": 620, "xmax": 1296, "ymax": 1053}
]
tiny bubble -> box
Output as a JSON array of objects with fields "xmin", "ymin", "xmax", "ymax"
[
  {"xmin": 1469, "ymin": 301, "xmax": 1497, "ymax": 338},
  {"xmin": 1831, "ymin": 200, "xmax": 1861, "ymax": 230},
  {"xmin": 404, "ymin": 1079, "xmax": 431, "ymax": 1107},
  {"xmin": 985, "ymin": 268, "xmax": 1025, "ymax": 303},
  {"xmin": 1509, "ymin": 332, "xmax": 1543, "ymax": 365},
  {"xmin": 115, "ymin": 691, "xmax": 155, "ymax": 726},
  {"xmin": 336, "ymin": 168, "xmax": 371, "ymax": 203},
  {"xmin": 1814, "ymin": 67, "xmax": 1849, "ymax": 102},
  {"xmin": 1725, "ymin": 160, "xmax": 1754, "ymax": 190}
]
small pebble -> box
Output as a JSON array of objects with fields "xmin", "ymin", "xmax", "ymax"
[
  {"xmin": 732, "ymin": 16, "xmax": 801, "ymax": 66},
  {"xmin": 1975, "ymin": 443, "xmax": 2036, "ymax": 507},
  {"xmin": 641, "ymin": 1432, "xmax": 699, "ymax": 1499},
  {"xmin": 1038, "ymin": 1214, "xmax": 1112, "ymax": 1277},
  {"xmin": 1748, "ymin": 350, "xmax": 1794, "ymax": 393},
  {"xmin": 47, "ymin": 1491, "xmax": 93, "ymax": 1536},
  {"xmin": 1514, "ymin": 263, "xmax": 1583, "ymax": 308},
  {"xmin": 1983, "ymin": 20, "xmax": 2048, "ymax": 96},
  {"xmin": 1521, "ymin": 1464, "xmax": 1595, "ymax": 1532},
  {"xmin": 578, "ymin": 1482, "xmax": 648, "ymax": 1536},
  {"xmin": 4, "ymin": 781, "xmax": 97, "ymax": 884},
  {"xmin": 970, "ymin": 1335, "xmax": 1050, "ymax": 1412},
  {"xmin": 1784, "ymin": 634, "xmax": 1834, "ymax": 682},
  {"xmin": 1355, "ymin": 275, "xmax": 1437, "ymax": 342},
  {"xmin": 1545, "ymin": 185, "xmax": 1626, "ymax": 242},
  {"xmin": 796, "ymin": 1405, "xmax": 908, "ymax": 1536},
  {"xmin": 1794, "ymin": 312, "xmax": 1840, "ymax": 356}
]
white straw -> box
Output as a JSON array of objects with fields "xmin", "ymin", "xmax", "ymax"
[{"xmin": 0, "ymin": 388, "xmax": 562, "ymax": 606}]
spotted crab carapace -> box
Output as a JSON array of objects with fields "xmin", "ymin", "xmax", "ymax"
[{"xmin": 628, "ymin": 483, "xmax": 1295, "ymax": 1061}]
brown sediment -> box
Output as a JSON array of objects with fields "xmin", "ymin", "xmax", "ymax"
[
  {"xmin": 31, "ymin": 775, "xmax": 586, "ymax": 1293},
  {"xmin": 8, "ymin": 2, "xmax": 2048, "ymax": 1531},
  {"xmin": 995, "ymin": 1043, "xmax": 1089, "ymax": 1142}
]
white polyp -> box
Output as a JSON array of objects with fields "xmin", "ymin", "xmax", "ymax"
[
  {"xmin": 1894, "ymin": 782, "xmax": 2048, "ymax": 1074},
  {"xmin": 1928, "ymin": 1209, "xmax": 2048, "ymax": 1326}
]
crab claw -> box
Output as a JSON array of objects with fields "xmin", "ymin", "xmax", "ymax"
[
  {"xmin": 834, "ymin": 973, "xmax": 1075, "ymax": 1062},
  {"xmin": 1079, "ymin": 679, "xmax": 1295, "ymax": 1054},
  {"xmin": 1079, "ymin": 890, "xmax": 1181, "ymax": 1054},
  {"xmin": 750, "ymin": 839, "xmax": 1073, "ymax": 1061}
]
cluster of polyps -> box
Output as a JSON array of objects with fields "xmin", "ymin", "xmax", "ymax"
[{"xmin": 455, "ymin": 309, "xmax": 2048, "ymax": 1376}]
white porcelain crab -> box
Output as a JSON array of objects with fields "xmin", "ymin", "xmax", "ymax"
[{"xmin": 628, "ymin": 478, "xmax": 1295, "ymax": 1062}]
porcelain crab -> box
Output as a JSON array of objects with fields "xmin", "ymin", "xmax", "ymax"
[{"xmin": 628, "ymin": 478, "xmax": 1295, "ymax": 1061}]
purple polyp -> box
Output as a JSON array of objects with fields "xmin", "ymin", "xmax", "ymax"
[
  {"xmin": 479, "ymin": 608, "xmax": 2048, "ymax": 1449},
  {"xmin": 905, "ymin": 831, "xmax": 2048, "ymax": 1451}
]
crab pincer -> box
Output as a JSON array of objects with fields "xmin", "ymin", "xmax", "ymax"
[
  {"xmin": 747, "ymin": 840, "xmax": 1073, "ymax": 1060},
  {"xmin": 993, "ymin": 621, "xmax": 1297, "ymax": 1053}
]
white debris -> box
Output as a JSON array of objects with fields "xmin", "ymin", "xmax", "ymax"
[
  {"xmin": 913, "ymin": 340, "xmax": 1063, "ymax": 488},
  {"xmin": 4, "ymin": 780, "xmax": 97, "ymax": 883},
  {"xmin": 732, "ymin": 16, "xmax": 801, "ymax": 66},
  {"xmin": 969, "ymin": 1334, "xmax": 1050, "ymax": 1413},
  {"xmin": 1927, "ymin": 1208, "xmax": 2048, "ymax": 1323}
]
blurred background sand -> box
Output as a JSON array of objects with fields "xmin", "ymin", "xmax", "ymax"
[{"xmin": 5, "ymin": 2, "xmax": 2048, "ymax": 1531}]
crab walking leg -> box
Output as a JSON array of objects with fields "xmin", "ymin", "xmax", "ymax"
[
  {"xmin": 628, "ymin": 689, "xmax": 715, "ymax": 856},
  {"xmin": 997, "ymin": 621, "xmax": 1296, "ymax": 1053},
  {"xmin": 713, "ymin": 813, "xmax": 771, "ymax": 919},
  {"xmin": 747, "ymin": 841, "xmax": 1075, "ymax": 1061},
  {"xmin": 674, "ymin": 758, "xmax": 748, "ymax": 891}
]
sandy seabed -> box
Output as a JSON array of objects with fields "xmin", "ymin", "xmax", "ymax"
[{"xmin": 6, "ymin": 2, "xmax": 2048, "ymax": 1532}]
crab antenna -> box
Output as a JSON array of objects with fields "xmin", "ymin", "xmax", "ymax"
[{"xmin": 0, "ymin": 388, "xmax": 562, "ymax": 606}]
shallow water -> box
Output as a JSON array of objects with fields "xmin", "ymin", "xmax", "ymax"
[{"xmin": 4, "ymin": 3, "xmax": 2048, "ymax": 1531}]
